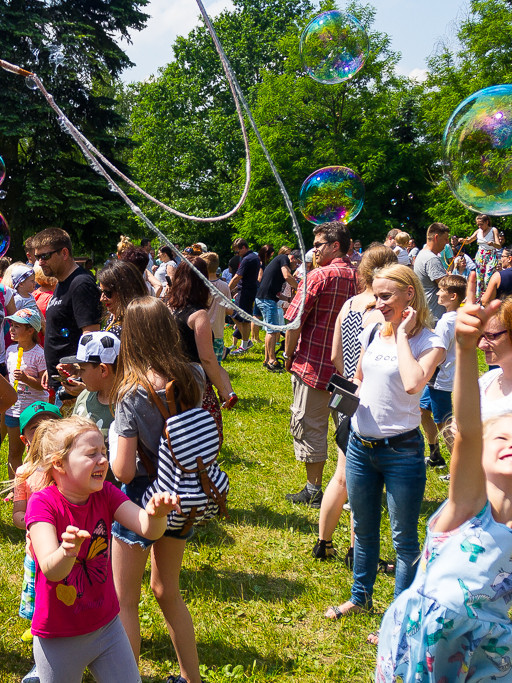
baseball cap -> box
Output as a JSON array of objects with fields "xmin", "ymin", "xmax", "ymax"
[
  {"xmin": 60, "ymin": 331, "xmax": 120, "ymax": 365},
  {"xmin": 19, "ymin": 401, "xmax": 62, "ymax": 434},
  {"xmin": 11, "ymin": 265, "xmax": 34, "ymax": 290},
  {"xmin": 6, "ymin": 308, "xmax": 42, "ymax": 332}
]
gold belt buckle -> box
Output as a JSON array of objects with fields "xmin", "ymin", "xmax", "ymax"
[{"xmin": 360, "ymin": 437, "xmax": 374, "ymax": 448}]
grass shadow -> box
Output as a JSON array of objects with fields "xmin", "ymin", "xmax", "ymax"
[
  {"xmin": 219, "ymin": 444, "xmax": 261, "ymax": 468},
  {"xmin": 225, "ymin": 504, "xmax": 317, "ymax": 534},
  {"xmin": 0, "ymin": 517, "xmax": 25, "ymax": 545},
  {"xmin": 235, "ymin": 396, "xmax": 289, "ymax": 414}
]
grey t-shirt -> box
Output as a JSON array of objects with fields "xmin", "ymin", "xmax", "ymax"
[
  {"xmin": 413, "ymin": 248, "xmax": 447, "ymax": 322},
  {"xmin": 114, "ymin": 366, "xmax": 205, "ymax": 477}
]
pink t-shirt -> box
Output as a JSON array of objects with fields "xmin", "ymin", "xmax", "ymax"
[{"xmin": 25, "ymin": 482, "xmax": 128, "ymax": 638}]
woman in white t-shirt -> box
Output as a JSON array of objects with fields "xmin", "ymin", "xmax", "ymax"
[
  {"xmin": 477, "ymin": 296, "xmax": 512, "ymax": 421},
  {"xmin": 325, "ymin": 264, "xmax": 446, "ymax": 621}
]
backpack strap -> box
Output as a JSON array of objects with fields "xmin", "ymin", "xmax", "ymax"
[
  {"xmin": 136, "ymin": 439, "xmax": 157, "ymax": 481},
  {"xmin": 138, "ymin": 380, "xmax": 178, "ymax": 481}
]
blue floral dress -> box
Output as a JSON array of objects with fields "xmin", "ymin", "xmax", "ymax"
[{"xmin": 376, "ymin": 502, "xmax": 512, "ymax": 682}]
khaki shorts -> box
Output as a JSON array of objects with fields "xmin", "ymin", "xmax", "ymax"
[{"xmin": 290, "ymin": 374, "xmax": 332, "ymax": 463}]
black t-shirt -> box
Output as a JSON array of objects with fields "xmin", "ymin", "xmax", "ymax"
[
  {"xmin": 236, "ymin": 251, "xmax": 260, "ymax": 293},
  {"xmin": 257, "ymin": 254, "xmax": 291, "ymax": 301},
  {"xmin": 45, "ymin": 266, "xmax": 102, "ymax": 387}
]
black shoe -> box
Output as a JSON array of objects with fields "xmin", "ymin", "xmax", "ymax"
[
  {"xmin": 425, "ymin": 454, "xmax": 446, "ymax": 468},
  {"xmin": 344, "ymin": 546, "xmax": 354, "ymax": 569},
  {"xmin": 285, "ymin": 486, "xmax": 323, "ymax": 508},
  {"xmin": 312, "ymin": 538, "xmax": 337, "ymax": 559}
]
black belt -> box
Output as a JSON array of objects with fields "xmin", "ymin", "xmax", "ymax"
[{"xmin": 352, "ymin": 428, "xmax": 420, "ymax": 449}]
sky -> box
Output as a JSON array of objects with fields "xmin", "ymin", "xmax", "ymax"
[{"xmin": 120, "ymin": 0, "xmax": 468, "ymax": 83}]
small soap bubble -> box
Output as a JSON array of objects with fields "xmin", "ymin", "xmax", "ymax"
[
  {"xmin": 108, "ymin": 183, "xmax": 117, "ymax": 193},
  {"xmin": 300, "ymin": 10, "xmax": 369, "ymax": 85},
  {"xmin": 443, "ymin": 84, "xmax": 512, "ymax": 215},
  {"xmin": 0, "ymin": 191, "xmax": 7, "ymax": 200},
  {"xmin": 0, "ymin": 213, "xmax": 10, "ymax": 257},
  {"xmin": 0, "ymin": 157, "xmax": 5, "ymax": 186},
  {"xmin": 49, "ymin": 46, "xmax": 65, "ymax": 69},
  {"xmin": 60, "ymin": 328, "xmax": 69, "ymax": 338},
  {"xmin": 25, "ymin": 76, "xmax": 38, "ymax": 90},
  {"xmin": 390, "ymin": 198, "xmax": 398, "ymax": 206},
  {"xmin": 407, "ymin": 193, "xmax": 414, "ymax": 200},
  {"xmin": 299, "ymin": 165, "xmax": 364, "ymax": 225}
]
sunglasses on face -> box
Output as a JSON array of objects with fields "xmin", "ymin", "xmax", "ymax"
[
  {"xmin": 36, "ymin": 248, "xmax": 62, "ymax": 261},
  {"xmin": 100, "ymin": 288, "xmax": 114, "ymax": 299}
]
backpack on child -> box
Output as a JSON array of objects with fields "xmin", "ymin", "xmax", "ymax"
[{"xmin": 140, "ymin": 381, "xmax": 229, "ymax": 537}]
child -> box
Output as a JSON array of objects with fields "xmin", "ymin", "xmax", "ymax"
[
  {"xmin": 393, "ymin": 231, "xmax": 411, "ymax": 265},
  {"xmin": 13, "ymin": 401, "xmax": 62, "ymax": 683},
  {"xmin": 5, "ymin": 308, "xmax": 47, "ymax": 487},
  {"xmin": 202, "ymin": 252, "xmax": 233, "ymax": 362},
  {"xmin": 6, "ymin": 264, "xmax": 38, "ymax": 312},
  {"xmin": 23, "ymin": 415, "xmax": 179, "ymax": 683},
  {"xmin": 376, "ymin": 274, "xmax": 511, "ymax": 681},
  {"xmin": 110, "ymin": 296, "xmax": 205, "ymax": 683},
  {"xmin": 64, "ymin": 331, "xmax": 120, "ymax": 456},
  {"xmin": 420, "ymin": 274, "xmax": 466, "ymax": 470}
]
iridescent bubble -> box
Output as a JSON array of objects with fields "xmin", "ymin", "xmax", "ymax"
[
  {"xmin": 0, "ymin": 213, "xmax": 10, "ymax": 257},
  {"xmin": 0, "ymin": 157, "xmax": 5, "ymax": 186},
  {"xmin": 60, "ymin": 328, "xmax": 69, "ymax": 338},
  {"xmin": 0, "ymin": 191, "xmax": 7, "ymax": 200},
  {"xmin": 299, "ymin": 165, "xmax": 365, "ymax": 225},
  {"xmin": 443, "ymin": 84, "xmax": 512, "ymax": 215},
  {"xmin": 391, "ymin": 198, "xmax": 398, "ymax": 206},
  {"xmin": 300, "ymin": 11, "xmax": 369, "ymax": 85},
  {"xmin": 25, "ymin": 76, "xmax": 38, "ymax": 90},
  {"xmin": 407, "ymin": 193, "xmax": 414, "ymax": 200}
]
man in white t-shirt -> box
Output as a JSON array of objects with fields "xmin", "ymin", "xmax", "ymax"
[{"xmin": 413, "ymin": 223, "xmax": 450, "ymax": 322}]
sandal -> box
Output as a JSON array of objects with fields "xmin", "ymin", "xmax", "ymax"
[
  {"xmin": 312, "ymin": 539, "xmax": 337, "ymax": 560},
  {"xmin": 377, "ymin": 558, "xmax": 395, "ymax": 574},
  {"xmin": 325, "ymin": 601, "xmax": 363, "ymax": 620},
  {"xmin": 367, "ymin": 631, "xmax": 379, "ymax": 645}
]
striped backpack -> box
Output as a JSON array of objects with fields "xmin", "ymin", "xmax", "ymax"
[{"xmin": 141, "ymin": 381, "xmax": 229, "ymax": 537}]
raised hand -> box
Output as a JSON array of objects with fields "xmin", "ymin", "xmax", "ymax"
[
  {"xmin": 455, "ymin": 272, "xmax": 501, "ymax": 350},
  {"xmin": 61, "ymin": 526, "xmax": 91, "ymax": 557},
  {"xmin": 145, "ymin": 491, "xmax": 181, "ymax": 518}
]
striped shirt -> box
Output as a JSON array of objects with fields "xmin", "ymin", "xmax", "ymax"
[{"xmin": 286, "ymin": 257, "xmax": 357, "ymax": 390}]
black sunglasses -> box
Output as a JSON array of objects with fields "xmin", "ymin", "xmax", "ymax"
[
  {"xmin": 36, "ymin": 248, "xmax": 62, "ymax": 261},
  {"xmin": 100, "ymin": 288, "xmax": 114, "ymax": 299}
]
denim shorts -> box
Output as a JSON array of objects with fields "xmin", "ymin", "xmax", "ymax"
[
  {"xmin": 4, "ymin": 413, "xmax": 20, "ymax": 428},
  {"xmin": 112, "ymin": 476, "xmax": 193, "ymax": 548},
  {"xmin": 255, "ymin": 298, "xmax": 279, "ymax": 333},
  {"xmin": 419, "ymin": 385, "xmax": 452, "ymax": 424}
]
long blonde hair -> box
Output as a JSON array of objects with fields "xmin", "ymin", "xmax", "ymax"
[
  {"xmin": 16, "ymin": 416, "xmax": 100, "ymax": 491},
  {"xmin": 373, "ymin": 263, "xmax": 432, "ymax": 336}
]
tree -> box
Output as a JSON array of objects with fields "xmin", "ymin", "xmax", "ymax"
[{"xmin": 0, "ymin": 0, "xmax": 149, "ymax": 258}]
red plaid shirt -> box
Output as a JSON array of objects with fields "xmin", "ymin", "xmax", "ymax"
[{"xmin": 286, "ymin": 257, "xmax": 357, "ymax": 390}]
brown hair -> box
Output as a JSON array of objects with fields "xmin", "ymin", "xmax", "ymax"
[
  {"xmin": 313, "ymin": 222, "xmax": 351, "ymax": 254},
  {"xmin": 202, "ymin": 252, "xmax": 219, "ymax": 274},
  {"xmin": 97, "ymin": 260, "xmax": 147, "ymax": 323},
  {"xmin": 31, "ymin": 228, "xmax": 72, "ymax": 256},
  {"xmin": 437, "ymin": 274, "xmax": 466, "ymax": 303},
  {"xmin": 495, "ymin": 296, "xmax": 512, "ymax": 344},
  {"xmin": 117, "ymin": 235, "xmax": 133, "ymax": 257},
  {"xmin": 166, "ymin": 257, "xmax": 210, "ymax": 311},
  {"xmin": 111, "ymin": 296, "xmax": 201, "ymax": 409},
  {"xmin": 119, "ymin": 246, "xmax": 149, "ymax": 274},
  {"xmin": 426, "ymin": 223, "xmax": 449, "ymax": 240},
  {"xmin": 357, "ymin": 244, "xmax": 398, "ymax": 288},
  {"xmin": 232, "ymin": 238, "xmax": 248, "ymax": 251}
]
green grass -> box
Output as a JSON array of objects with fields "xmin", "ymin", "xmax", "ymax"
[{"xmin": 0, "ymin": 342, "xmax": 489, "ymax": 682}]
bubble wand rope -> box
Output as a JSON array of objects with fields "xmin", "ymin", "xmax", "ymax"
[
  {"xmin": 0, "ymin": 22, "xmax": 306, "ymax": 331},
  {"xmin": 447, "ymin": 238, "xmax": 468, "ymax": 270}
]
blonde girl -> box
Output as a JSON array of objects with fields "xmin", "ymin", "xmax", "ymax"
[
  {"xmin": 110, "ymin": 296, "xmax": 204, "ymax": 683},
  {"xmin": 376, "ymin": 273, "xmax": 512, "ymax": 680},
  {"xmin": 23, "ymin": 415, "xmax": 177, "ymax": 683}
]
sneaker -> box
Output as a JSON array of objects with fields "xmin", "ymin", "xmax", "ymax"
[
  {"xmin": 230, "ymin": 347, "xmax": 246, "ymax": 356},
  {"xmin": 312, "ymin": 539, "xmax": 337, "ymax": 560},
  {"xmin": 425, "ymin": 455, "xmax": 446, "ymax": 469},
  {"xmin": 21, "ymin": 627, "xmax": 33, "ymax": 642},
  {"xmin": 285, "ymin": 486, "xmax": 323, "ymax": 508},
  {"xmin": 439, "ymin": 473, "xmax": 451, "ymax": 481},
  {"xmin": 342, "ymin": 501, "xmax": 351, "ymax": 511},
  {"xmin": 22, "ymin": 665, "xmax": 39, "ymax": 683}
]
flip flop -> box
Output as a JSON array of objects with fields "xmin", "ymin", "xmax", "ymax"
[
  {"xmin": 324, "ymin": 602, "xmax": 363, "ymax": 620},
  {"xmin": 377, "ymin": 558, "xmax": 395, "ymax": 574}
]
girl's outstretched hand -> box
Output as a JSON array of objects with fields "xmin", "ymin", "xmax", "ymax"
[
  {"xmin": 145, "ymin": 492, "xmax": 181, "ymax": 518},
  {"xmin": 61, "ymin": 526, "xmax": 91, "ymax": 557},
  {"xmin": 455, "ymin": 272, "xmax": 501, "ymax": 349}
]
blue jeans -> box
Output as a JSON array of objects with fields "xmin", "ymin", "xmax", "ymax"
[{"xmin": 345, "ymin": 428, "xmax": 426, "ymax": 607}]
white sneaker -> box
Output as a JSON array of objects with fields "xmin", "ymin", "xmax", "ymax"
[{"xmin": 22, "ymin": 665, "xmax": 40, "ymax": 683}]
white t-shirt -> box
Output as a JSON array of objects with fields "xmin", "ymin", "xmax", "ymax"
[
  {"xmin": 394, "ymin": 246, "xmax": 411, "ymax": 265},
  {"xmin": 0, "ymin": 285, "xmax": 14, "ymax": 364},
  {"xmin": 478, "ymin": 368, "xmax": 512, "ymax": 422},
  {"xmin": 5, "ymin": 343, "xmax": 48, "ymax": 417},
  {"xmin": 433, "ymin": 310, "xmax": 457, "ymax": 391},
  {"xmin": 352, "ymin": 325, "xmax": 446, "ymax": 438},
  {"xmin": 207, "ymin": 278, "xmax": 232, "ymax": 339}
]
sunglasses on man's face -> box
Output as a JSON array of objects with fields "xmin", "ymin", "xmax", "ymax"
[{"xmin": 36, "ymin": 248, "xmax": 62, "ymax": 261}]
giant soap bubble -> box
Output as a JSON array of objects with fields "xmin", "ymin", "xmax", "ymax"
[
  {"xmin": 299, "ymin": 165, "xmax": 364, "ymax": 224},
  {"xmin": 300, "ymin": 11, "xmax": 369, "ymax": 84},
  {"xmin": 443, "ymin": 85, "xmax": 512, "ymax": 215},
  {"xmin": 0, "ymin": 213, "xmax": 10, "ymax": 257}
]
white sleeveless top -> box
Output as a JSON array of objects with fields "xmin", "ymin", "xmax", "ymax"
[{"xmin": 477, "ymin": 228, "xmax": 496, "ymax": 252}]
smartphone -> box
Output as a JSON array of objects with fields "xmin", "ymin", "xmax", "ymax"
[
  {"xmin": 51, "ymin": 374, "xmax": 81, "ymax": 384},
  {"xmin": 165, "ymin": 275, "xmax": 172, "ymax": 287}
]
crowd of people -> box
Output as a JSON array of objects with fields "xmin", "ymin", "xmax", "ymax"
[{"xmin": 0, "ymin": 214, "xmax": 511, "ymax": 682}]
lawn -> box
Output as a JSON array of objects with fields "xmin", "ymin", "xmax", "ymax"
[{"xmin": 0, "ymin": 339, "xmax": 476, "ymax": 683}]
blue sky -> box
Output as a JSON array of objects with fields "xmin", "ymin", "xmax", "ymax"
[{"xmin": 121, "ymin": 0, "xmax": 467, "ymax": 83}]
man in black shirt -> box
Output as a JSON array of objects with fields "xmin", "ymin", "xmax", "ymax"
[
  {"xmin": 256, "ymin": 250, "xmax": 300, "ymax": 370},
  {"xmin": 229, "ymin": 238, "xmax": 260, "ymax": 354},
  {"xmin": 32, "ymin": 228, "xmax": 102, "ymax": 390}
]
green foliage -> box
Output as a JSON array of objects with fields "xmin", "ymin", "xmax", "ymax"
[{"xmin": 0, "ymin": 0, "xmax": 149, "ymax": 259}]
